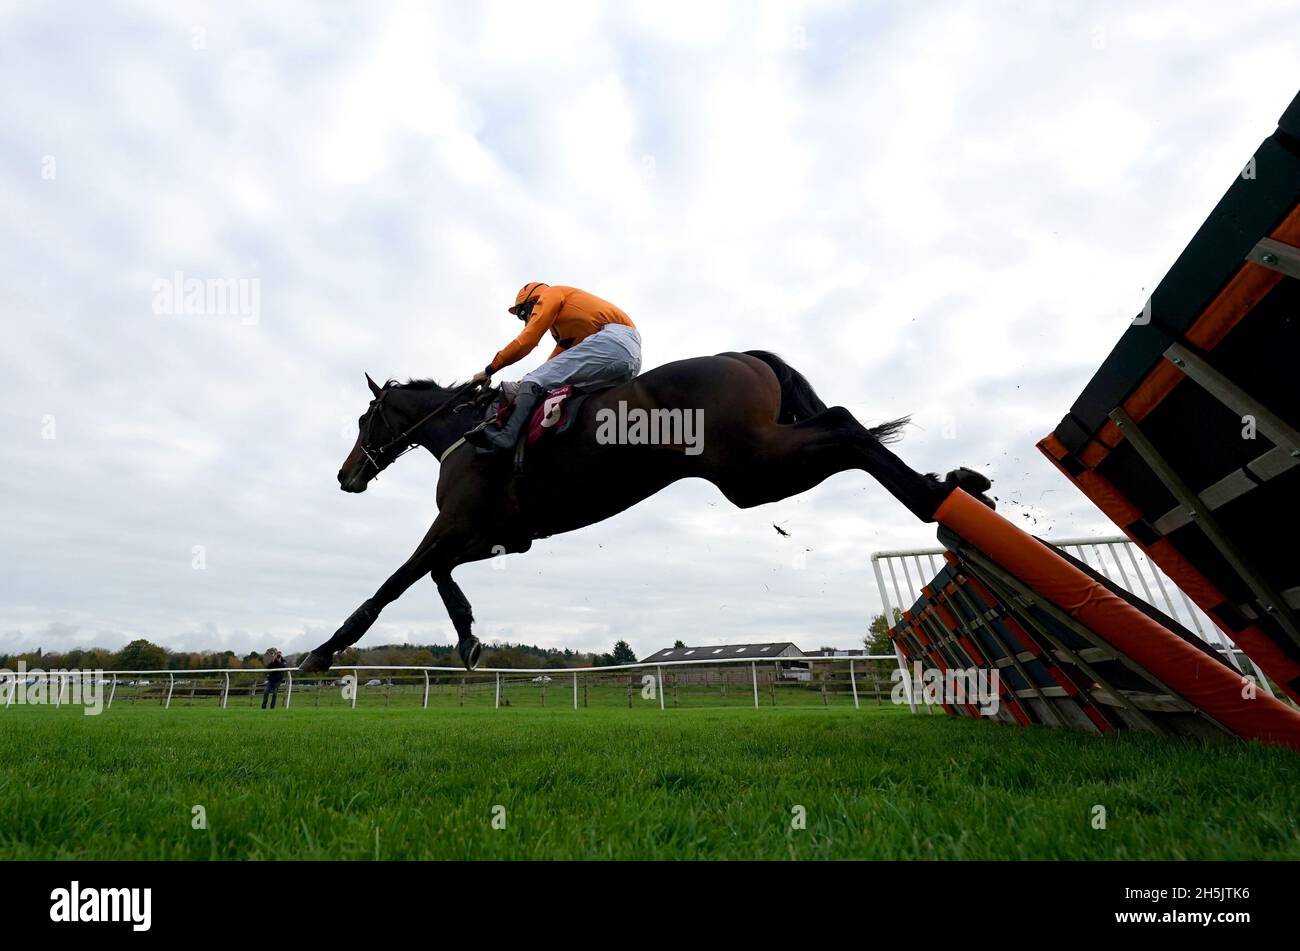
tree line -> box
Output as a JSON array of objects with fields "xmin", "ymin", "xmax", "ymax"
[{"xmin": 0, "ymin": 638, "xmax": 642, "ymax": 672}]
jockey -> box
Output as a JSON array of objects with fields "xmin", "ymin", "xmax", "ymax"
[{"xmin": 465, "ymin": 283, "xmax": 642, "ymax": 453}]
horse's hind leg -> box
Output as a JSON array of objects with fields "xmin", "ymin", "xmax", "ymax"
[
  {"xmin": 432, "ymin": 571, "xmax": 483, "ymax": 670},
  {"xmin": 820, "ymin": 408, "xmax": 993, "ymax": 519},
  {"xmin": 716, "ymin": 406, "xmax": 992, "ymax": 522}
]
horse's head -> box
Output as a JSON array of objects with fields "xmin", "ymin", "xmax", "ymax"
[
  {"xmin": 337, "ymin": 373, "xmax": 406, "ymax": 493},
  {"xmin": 338, "ymin": 374, "xmax": 483, "ymax": 492}
]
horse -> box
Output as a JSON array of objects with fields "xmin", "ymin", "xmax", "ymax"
[{"xmin": 300, "ymin": 350, "xmax": 993, "ymax": 672}]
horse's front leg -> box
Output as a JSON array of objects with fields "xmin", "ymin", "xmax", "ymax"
[{"xmin": 300, "ymin": 520, "xmax": 460, "ymax": 672}]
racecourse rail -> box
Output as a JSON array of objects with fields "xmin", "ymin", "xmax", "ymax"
[
  {"xmin": 12, "ymin": 537, "xmax": 1273, "ymax": 715},
  {"xmin": 13, "ymin": 539, "xmax": 1262, "ymax": 715},
  {"xmin": 2, "ymin": 653, "xmax": 902, "ymax": 713}
]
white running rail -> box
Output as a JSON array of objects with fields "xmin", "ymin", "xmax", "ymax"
[{"xmin": 1, "ymin": 654, "xmax": 901, "ymax": 713}]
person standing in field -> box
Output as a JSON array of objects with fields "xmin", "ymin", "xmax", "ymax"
[{"xmin": 262, "ymin": 648, "xmax": 288, "ymax": 709}]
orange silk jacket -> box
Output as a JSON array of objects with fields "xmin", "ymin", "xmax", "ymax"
[{"xmin": 488, "ymin": 286, "xmax": 635, "ymax": 374}]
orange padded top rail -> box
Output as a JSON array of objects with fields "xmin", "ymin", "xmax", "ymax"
[{"xmin": 934, "ymin": 489, "xmax": 1300, "ymax": 752}]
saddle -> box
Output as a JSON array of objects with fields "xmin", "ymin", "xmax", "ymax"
[{"xmin": 462, "ymin": 382, "xmax": 613, "ymax": 475}]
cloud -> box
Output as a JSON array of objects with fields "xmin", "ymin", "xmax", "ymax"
[{"xmin": 2, "ymin": 0, "xmax": 1297, "ymax": 661}]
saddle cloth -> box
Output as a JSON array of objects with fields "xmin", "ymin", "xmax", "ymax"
[{"xmin": 524, "ymin": 384, "xmax": 583, "ymax": 447}]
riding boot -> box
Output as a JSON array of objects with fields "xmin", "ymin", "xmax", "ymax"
[
  {"xmin": 464, "ymin": 382, "xmax": 545, "ymax": 454},
  {"xmin": 463, "ymin": 397, "xmax": 505, "ymax": 449}
]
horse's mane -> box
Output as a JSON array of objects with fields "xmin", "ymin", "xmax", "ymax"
[
  {"xmin": 389, "ymin": 377, "xmax": 497, "ymax": 412},
  {"xmin": 392, "ymin": 377, "xmax": 461, "ymax": 391}
]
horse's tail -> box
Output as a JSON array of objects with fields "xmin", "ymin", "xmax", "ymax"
[
  {"xmin": 743, "ymin": 349, "xmax": 908, "ymax": 443},
  {"xmin": 744, "ymin": 350, "xmax": 828, "ymax": 423},
  {"xmin": 866, "ymin": 416, "xmax": 910, "ymax": 444}
]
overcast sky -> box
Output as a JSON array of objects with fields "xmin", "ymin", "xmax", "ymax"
[{"xmin": 2, "ymin": 0, "xmax": 1297, "ymax": 661}]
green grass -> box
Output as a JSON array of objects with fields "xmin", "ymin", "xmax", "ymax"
[{"xmin": 1, "ymin": 703, "xmax": 1297, "ymax": 859}]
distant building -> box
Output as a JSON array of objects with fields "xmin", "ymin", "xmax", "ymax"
[
  {"xmin": 640, "ymin": 642, "xmax": 804, "ymax": 664},
  {"xmin": 637, "ymin": 643, "xmax": 800, "ymax": 685}
]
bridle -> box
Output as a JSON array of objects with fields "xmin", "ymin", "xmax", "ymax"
[{"xmin": 358, "ymin": 380, "xmax": 483, "ymax": 476}]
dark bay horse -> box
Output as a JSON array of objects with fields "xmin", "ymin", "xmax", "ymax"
[{"xmin": 301, "ymin": 350, "xmax": 993, "ymax": 672}]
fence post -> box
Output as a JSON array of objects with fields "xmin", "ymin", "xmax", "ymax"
[
  {"xmin": 352, "ymin": 669, "xmax": 359, "ymax": 709},
  {"xmin": 166, "ymin": 673, "xmax": 175, "ymax": 710},
  {"xmin": 422, "ymin": 670, "xmax": 429, "ymax": 709},
  {"xmin": 894, "ymin": 642, "xmax": 917, "ymax": 714},
  {"xmin": 285, "ymin": 671, "xmax": 293, "ymax": 710},
  {"xmin": 572, "ymin": 671, "xmax": 577, "ymax": 710},
  {"xmin": 53, "ymin": 674, "xmax": 61, "ymax": 709},
  {"xmin": 751, "ymin": 662, "xmax": 758, "ymax": 709},
  {"xmin": 221, "ymin": 672, "xmax": 230, "ymax": 709},
  {"xmin": 657, "ymin": 666, "xmax": 665, "ymax": 711},
  {"xmin": 850, "ymin": 659, "xmax": 859, "ymax": 710},
  {"xmin": 495, "ymin": 672, "xmax": 501, "ymax": 709}
]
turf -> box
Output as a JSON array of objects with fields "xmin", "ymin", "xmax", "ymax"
[{"xmin": 1, "ymin": 703, "xmax": 1297, "ymax": 860}]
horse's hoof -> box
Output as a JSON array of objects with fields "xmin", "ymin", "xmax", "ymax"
[
  {"xmin": 298, "ymin": 651, "xmax": 333, "ymax": 673},
  {"xmin": 945, "ymin": 467, "xmax": 995, "ymax": 511},
  {"xmin": 457, "ymin": 636, "xmax": 482, "ymax": 672},
  {"xmin": 947, "ymin": 466, "xmax": 991, "ymax": 493}
]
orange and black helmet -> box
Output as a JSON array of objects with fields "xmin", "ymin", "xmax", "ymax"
[{"xmin": 508, "ymin": 282, "xmax": 548, "ymax": 319}]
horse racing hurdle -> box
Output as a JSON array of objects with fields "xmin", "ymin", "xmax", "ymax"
[
  {"xmin": 1039, "ymin": 88, "xmax": 1300, "ymax": 706},
  {"xmin": 891, "ymin": 491, "xmax": 1300, "ymax": 750},
  {"xmin": 884, "ymin": 88, "xmax": 1300, "ymax": 751}
]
